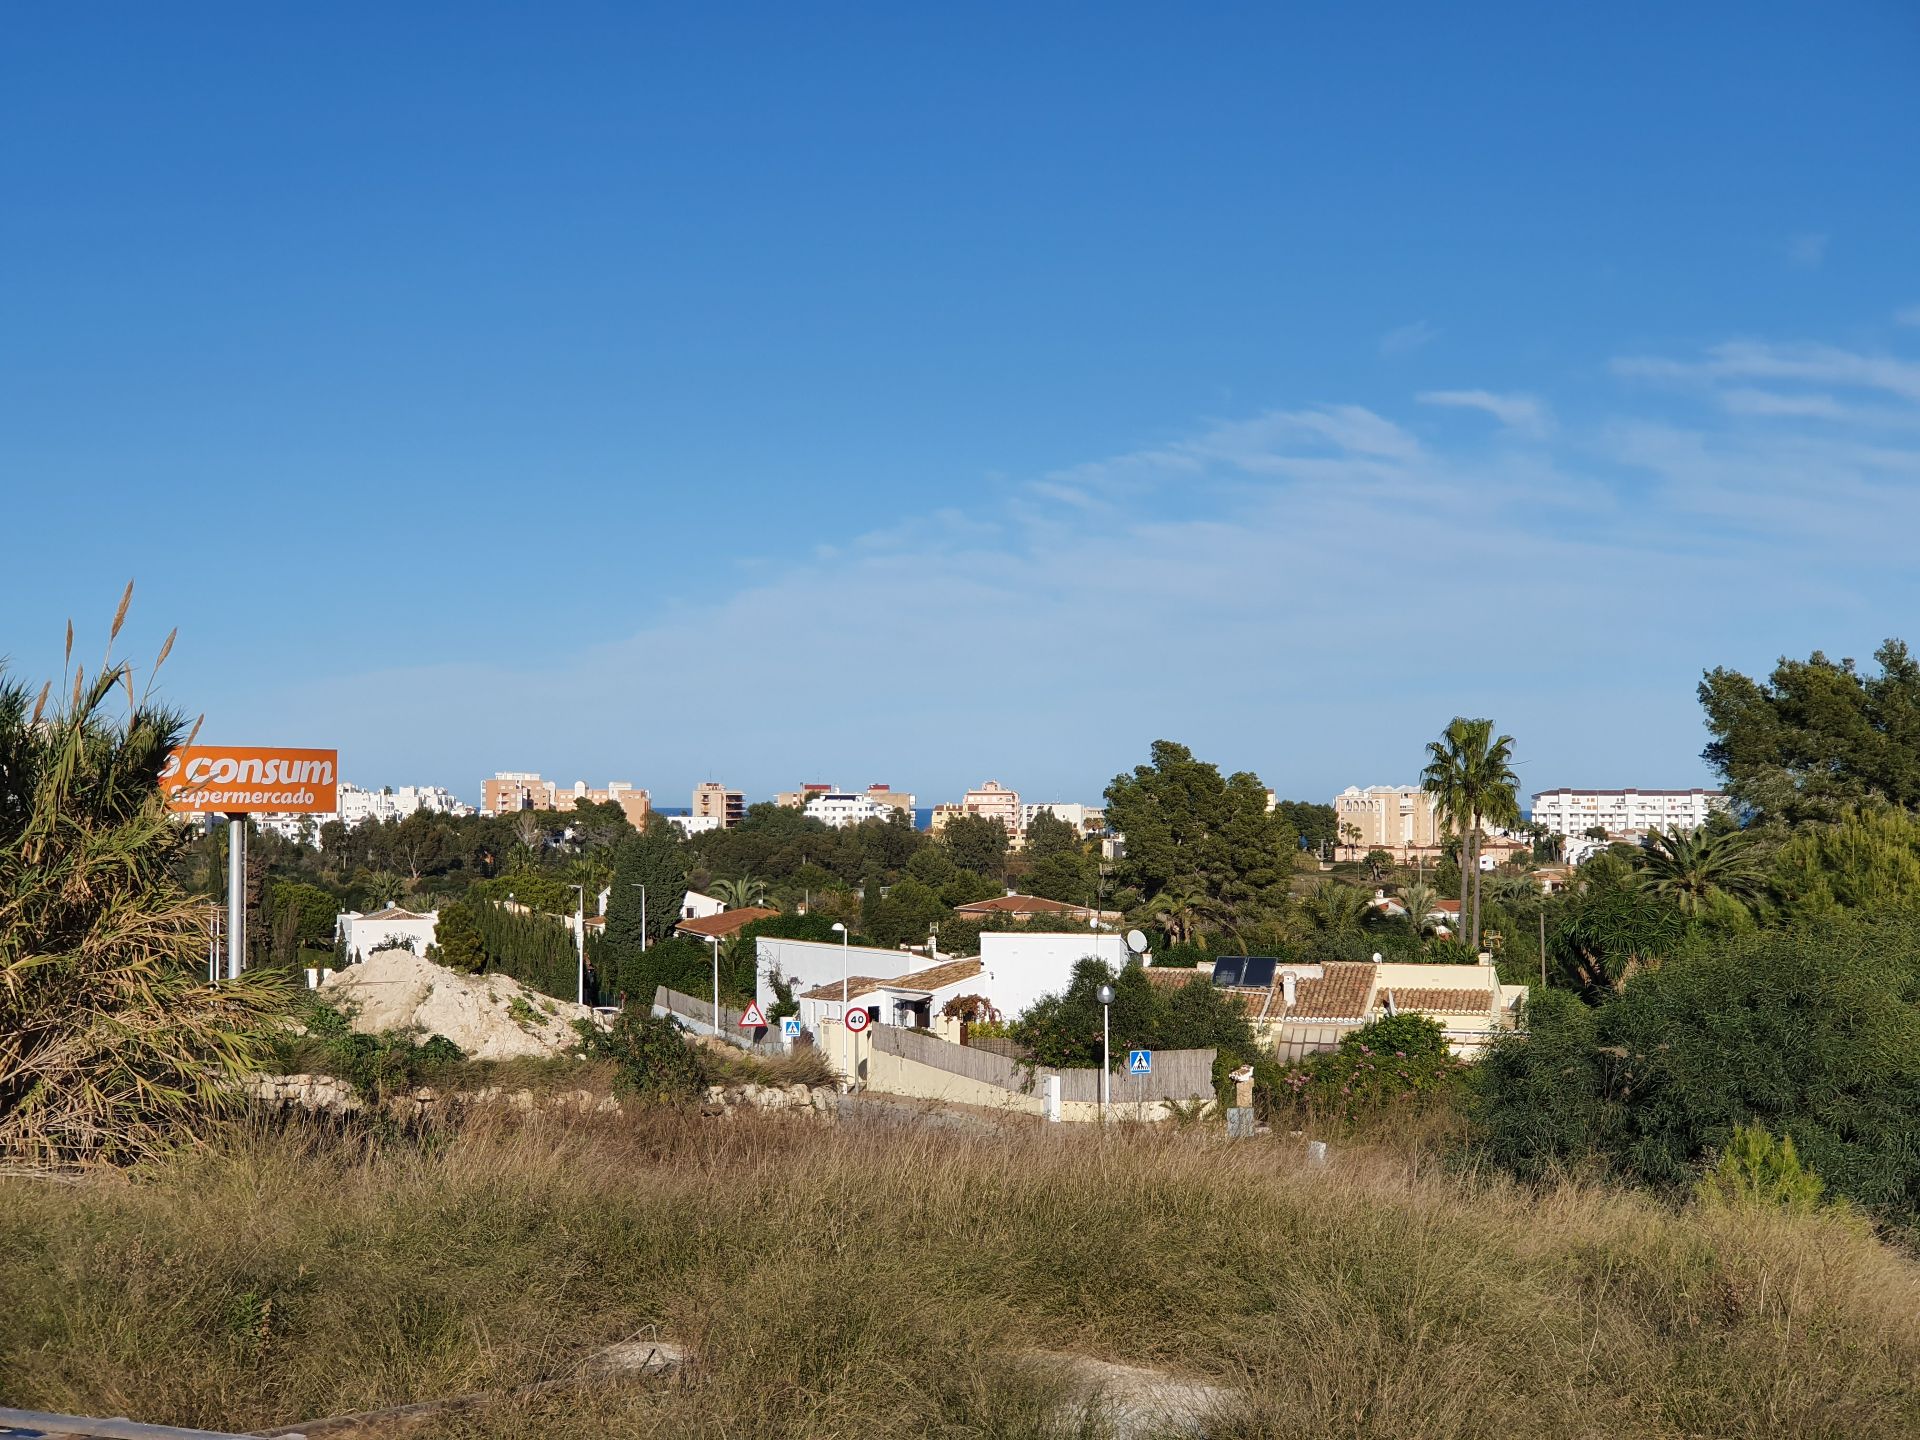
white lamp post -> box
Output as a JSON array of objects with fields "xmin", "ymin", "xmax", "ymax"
[
  {"xmin": 631, "ymin": 882, "xmax": 648, "ymax": 953},
  {"xmin": 707, "ymin": 934, "xmax": 722, "ymax": 1037},
  {"xmin": 568, "ymin": 884, "xmax": 586, "ymax": 1006},
  {"xmin": 1096, "ymin": 981, "xmax": 1116, "ymax": 1122},
  {"xmin": 831, "ymin": 921, "xmax": 850, "ymax": 1086}
]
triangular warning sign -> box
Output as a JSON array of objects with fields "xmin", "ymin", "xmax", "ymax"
[{"xmin": 738, "ymin": 999, "xmax": 768, "ymax": 1028}]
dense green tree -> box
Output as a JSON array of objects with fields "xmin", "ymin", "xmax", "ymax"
[
  {"xmin": 1024, "ymin": 848, "xmax": 1096, "ymax": 906},
  {"xmin": 430, "ymin": 899, "xmax": 487, "ymax": 972},
  {"xmin": 1420, "ymin": 717, "xmax": 1520, "ymax": 950},
  {"xmin": 1700, "ymin": 640, "xmax": 1920, "ymax": 826},
  {"xmin": 940, "ymin": 813, "xmax": 1010, "ymax": 879},
  {"xmin": 1765, "ymin": 806, "xmax": 1920, "ymax": 922},
  {"xmin": 267, "ymin": 881, "xmax": 338, "ymax": 952},
  {"xmin": 1477, "ymin": 915, "xmax": 1920, "ymax": 1227},
  {"xmin": 1104, "ymin": 741, "xmax": 1297, "ymax": 936},
  {"xmin": 861, "ymin": 875, "xmax": 949, "ymax": 949},
  {"xmin": 1016, "ymin": 958, "xmax": 1256, "ymax": 1070},
  {"xmin": 1021, "ymin": 810, "xmax": 1081, "ymax": 859},
  {"xmin": 1273, "ymin": 800, "xmax": 1338, "ymax": 853},
  {"xmin": 598, "ymin": 827, "xmax": 691, "ymax": 994}
]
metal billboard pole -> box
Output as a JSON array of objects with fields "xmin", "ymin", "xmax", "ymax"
[{"xmin": 225, "ymin": 814, "xmax": 246, "ymax": 980}]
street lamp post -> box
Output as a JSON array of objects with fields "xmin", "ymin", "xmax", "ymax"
[
  {"xmin": 707, "ymin": 934, "xmax": 722, "ymax": 1038},
  {"xmin": 831, "ymin": 921, "xmax": 850, "ymax": 1087},
  {"xmin": 1096, "ymin": 982, "xmax": 1116, "ymax": 1123},
  {"xmin": 630, "ymin": 882, "xmax": 648, "ymax": 952},
  {"xmin": 568, "ymin": 884, "xmax": 587, "ymax": 1006}
]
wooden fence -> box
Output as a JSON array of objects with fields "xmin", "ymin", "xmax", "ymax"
[{"xmin": 869, "ymin": 1026, "xmax": 1215, "ymax": 1103}]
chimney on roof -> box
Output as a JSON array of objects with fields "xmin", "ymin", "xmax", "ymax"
[{"xmin": 1281, "ymin": 971, "xmax": 1297, "ymax": 1010}]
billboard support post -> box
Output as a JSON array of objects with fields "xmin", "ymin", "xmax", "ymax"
[{"xmin": 225, "ymin": 813, "xmax": 246, "ymax": 981}]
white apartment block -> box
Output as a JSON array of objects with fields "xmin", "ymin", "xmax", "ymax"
[
  {"xmin": 255, "ymin": 782, "xmax": 474, "ymax": 846},
  {"xmin": 1531, "ymin": 788, "xmax": 1727, "ymax": 838},
  {"xmin": 338, "ymin": 782, "xmax": 474, "ymax": 828},
  {"xmin": 1020, "ymin": 802, "xmax": 1105, "ymax": 836},
  {"xmin": 804, "ymin": 791, "xmax": 886, "ymax": 827}
]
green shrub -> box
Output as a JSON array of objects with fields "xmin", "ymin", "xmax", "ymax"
[
  {"xmin": 1696, "ymin": 1125, "xmax": 1827, "ymax": 1215},
  {"xmin": 586, "ymin": 1009, "xmax": 709, "ymax": 1102},
  {"xmin": 1265, "ymin": 1014, "xmax": 1465, "ymax": 1128},
  {"xmin": 280, "ymin": 1001, "xmax": 466, "ymax": 1102}
]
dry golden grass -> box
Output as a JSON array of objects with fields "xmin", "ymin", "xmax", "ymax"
[{"xmin": 3, "ymin": 1109, "xmax": 1918, "ymax": 1439}]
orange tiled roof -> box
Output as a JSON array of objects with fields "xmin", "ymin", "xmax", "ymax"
[
  {"xmin": 1284, "ymin": 962, "xmax": 1377, "ymax": 1021},
  {"xmin": 1387, "ymin": 986, "xmax": 1494, "ymax": 1015},
  {"xmin": 953, "ymin": 894, "xmax": 1083, "ymax": 915},
  {"xmin": 889, "ymin": 957, "xmax": 986, "ymax": 991},
  {"xmin": 674, "ymin": 907, "xmax": 779, "ymax": 939},
  {"xmin": 799, "ymin": 975, "xmax": 891, "ymax": 1002}
]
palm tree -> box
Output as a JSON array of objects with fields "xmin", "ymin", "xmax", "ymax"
[
  {"xmin": 710, "ymin": 875, "xmax": 769, "ymax": 910},
  {"xmin": 1298, "ymin": 878, "xmax": 1373, "ymax": 936},
  {"xmin": 1488, "ymin": 870, "xmax": 1541, "ymax": 911},
  {"xmin": 1422, "ymin": 717, "xmax": 1520, "ymax": 952},
  {"xmin": 2, "ymin": 591, "xmax": 283, "ymax": 1163},
  {"xmin": 1636, "ymin": 827, "xmax": 1764, "ymax": 916},
  {"xmin": 1399, "ymin": 880, "xmax": 1440, "ymax": 935}
]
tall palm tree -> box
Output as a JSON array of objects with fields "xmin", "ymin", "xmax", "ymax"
[
  {"xmin": 1636, "ymin": 827, "xmax": 1764, "ymax": 916},
  {"xmin": 1422, "ymin": 716, "xmax": 1520, "ymax": 951}
]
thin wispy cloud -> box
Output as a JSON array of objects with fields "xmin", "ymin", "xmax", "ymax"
[
  {"xmin": 1897, "ymin": 305, "xmax": 1920, "ymax": 328},
  {"xmin": 1379, "ymin": 320, "xmax": 1439, "ymax": 357},
  {"xmin": 258, "ymin": 319, "xmax": 1920, "ymax": 801},
  {"xmin": 1416, "ymin": 389, "xmax": 1553, "ymax": 438}
]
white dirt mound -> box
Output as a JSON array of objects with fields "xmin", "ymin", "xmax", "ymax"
[{"xmin": 320, "ymin": 948, "xmax": 599, "ymax": 1061}]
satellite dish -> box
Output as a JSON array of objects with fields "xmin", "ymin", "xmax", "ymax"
[{"xmin": 1125, "ymin": 928, "xmax": 1149, "ymax": 954}]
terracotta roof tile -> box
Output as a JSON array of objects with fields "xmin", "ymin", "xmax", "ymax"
[
  {"xmin": 1386, "ymin": 986, "xmax": 1493, "ymax": 1015},
  {"xmin": 800, "ymin": 976, "xmax": 890, "ymax": 1002},
  {"xmin": 953, "ymin": 894, "xmax": 1082, "ymax": 916},
  {"xmin": 1142, "ymin": 967, "xmax": 1208, "ymax": 990},
  {"xmin": 889, "ymin": 957, "xmax": 985, "ymax": 991},
  {"xmin": 674, "ymin": 906, "xmax": 779, "ymax": 939},
  {"xmin": 1284, "ymin": 962, "xmax": 1376, "ymax": 1021}
]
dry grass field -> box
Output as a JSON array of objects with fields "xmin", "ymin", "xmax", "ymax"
[{"xmin": 4, "ymin": 1108, "xmax": 1918, "ymax": 1439}]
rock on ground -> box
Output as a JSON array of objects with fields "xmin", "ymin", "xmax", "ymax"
[{"xmin": 320, "ymin": 948, "xmax": 599, "ymax": 1060}]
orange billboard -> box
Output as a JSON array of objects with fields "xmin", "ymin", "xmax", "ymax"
[{"xmin": 160, "ymin": 746, "xmax": 339, "ymax": 815}]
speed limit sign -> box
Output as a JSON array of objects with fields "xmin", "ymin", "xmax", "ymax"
[{"xmin": 844, "ymin": 1007, "xmax": 871, "ymax": 1034}]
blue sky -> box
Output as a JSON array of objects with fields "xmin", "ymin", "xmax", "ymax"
[{"xmin": 4, "ymin": 3, "xmax": 1918, "ymax": 808}]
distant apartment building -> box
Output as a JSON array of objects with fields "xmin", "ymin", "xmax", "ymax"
[
  {"xmin": 669, "ymin": 814, "xmax": 723, "ymax": 836},
  {"xmin": 480, "ymin": 772, "xmax": 651, "ymax": 828},
  {"xmin": 776, "ymin": 783, "xmax": 836, "ymax": 809},
  {"xmin": 1333, "ymin": 784, "xmax": 1451, "ymax": 862},
  {"xmin": 1531, "ymin": 788, "xmax": 1727, "ymax": 839},
  {"xmin": 692, "ymin": 781, "xmax": 746, "ymax": 828},
  {"xmin": 338, "ymin": 783, "xmax": 475, "ymax": 828},
  {"xmin": 779, "ymin": 783, "xmax": 916, "ymax": 828},
  {"xmin": 1020, "ymin": 801, "xmax": 1105, "ymax": 836},
  {"xmin": 962, "ymin": 780, "xmax": 1021, "ymax": 831}
]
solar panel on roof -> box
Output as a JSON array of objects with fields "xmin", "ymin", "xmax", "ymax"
[{"xmin": 1211, "ymin": 956, "xmax": 1282, "ymax": 988}]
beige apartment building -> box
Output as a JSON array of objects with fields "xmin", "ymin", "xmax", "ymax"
[
  {"xmin": 1333, "ymin": 784, "xmax": 1450, "ymax": 862},
  {"xmin": 962, "ymin": 780, "xmax": 1021, "ymax": 831},
  {"xmin": 693, "ymin": 781, "xmax": 746, "ymax": 828},
  {"xmin": 480, "ymin": 772, "xmax": 651, "ymax": 828}
]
